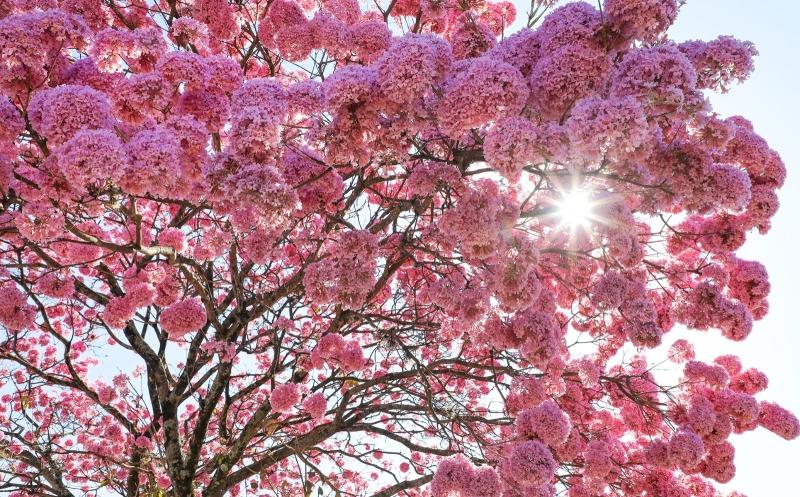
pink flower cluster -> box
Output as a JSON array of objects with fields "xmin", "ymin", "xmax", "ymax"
[
  {"xmin": 438, "ymin": 179, "xmax": 518, "ymax": 260},
  {"xmin": 303, "ymin": 230, "xmax": 379, "ymax": 310},
  {"xmin": 483, "ymin": 117, "xmax": 566, "ymax": 181},
  {"xmin": 431, "ymin": 455, "xmax": 501, "ymax": 497},
  {"xmin": 530, "ymin": 41, "xmax": 610, "ymax": 120},
  {"xmin": 486, "ymin": 234, "xmax": 541, "ymax": 311},
  {"xmin": 0, "ymin": 284, "xmax": 35, "ymax": 331},
  {"xmin": 159, "ymin": 298, "xmax": 207, "ymax": 340},
  {"xmin": 302, "ymin": 392, "xmax": 328, "ymax": 420},
  {"xmin": 499, "ymin": 440, "xmax": 558, "ymax": 487},
  {"xmin": 583, "ymin": 440, "xmax": 613, "ymax": 479},
  {"xmin": 310, "ymin": 333, "xmax": 366, "ymax": 372},
  {"xmin": 565, "ymin": 96, "xmax": 650, "ymax": 164},
  {"xmin": 672, "ymin": 283, "xmax": 753, "ymax": 342},
  {"xmin": 679, "ymin": 36, "xmax": 758, "ymax": 92},
  {"xmin": 610, "ymin": 44, "xmax": 699, "ymax": 116},
  {"xmin": 758, "ymin": 402, "xmax": 800, "ymax": 441},
  {"xmin": 515, "ymin": 400, "xmax": 571, "ymax": 447},
  {"xmin": 281, "ymin": 148, "xmax": 343, "ymax": 214},
  {"xmin": 377, "ymin": 33, "xmax": 452, "ymax": 109},
  {"xmin": 436, "ymin": 57, "xmax": 529, "ymax": 137},
  {"xmin": 269, "ymin": 383, "xmax": 301, "ymax": 414},
  {"xmin": 513, "ymin": 309, "xmax": 561, "ymax": 370},
  {"xmin": 28, "ymin": 84, "xmax": 114, "ymax": 146},
  {"xmin": 604, "ymin": 0, "xmax": 678, "ymax": 42},
  {"xmin": 726, "ymin": 257, "xmax": 770, "ymax": 320},
  {"xmin": 668, "ymin": 430, "xmax": 705, "ymax": 470}
]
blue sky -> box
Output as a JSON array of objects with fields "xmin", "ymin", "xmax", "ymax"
[{"xmin": 507, "ymin": 1, "xmax": 800, "ymax": 494}]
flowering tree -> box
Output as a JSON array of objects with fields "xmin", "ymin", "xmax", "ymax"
[{"xmin": 0, "ymin": 0, "xmax": 795, "ymax": 496}]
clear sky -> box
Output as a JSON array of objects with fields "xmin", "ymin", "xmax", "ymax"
[{"xmin": 505, "ymin": 1, "xmax": 800, "ymax": 495}]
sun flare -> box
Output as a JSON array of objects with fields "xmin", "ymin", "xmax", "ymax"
[{"xmin": 555, "ymin": 189, "xmax": 595, "ymax": 228}]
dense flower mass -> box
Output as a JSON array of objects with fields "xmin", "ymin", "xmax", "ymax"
[
  {"xmin": 159, "ymin": 298, "xmax": 208, "ymax": 339},
  {"xmin": 0, "ymin": 2, "xmax": 793, "ymax": 497}
]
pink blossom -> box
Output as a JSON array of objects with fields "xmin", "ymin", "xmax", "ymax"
[
  {"xmin": 0, "ymin": 10, "xmax": 89, "ymax": 94},
  {"xmin": 537, "ymin": 2, "xmax": 602, "ymax": 53},
  {"xmin": 431, "ymin": 454, "xmax": 475, "ymax": 497},
  {"xmin": 170, "ymin": 17, "xmax": 209, "ymax": 50},
  {"xmin": 310, "ymin": 11, "xmax": 352, "ymax": 57},
  {"xmin": 56, "ymin": 129, "xmax": 127, "ymax": 188},
  {"xmin": 499, "ymin": 440, "xmax": 557, "ymax": 486},
  {"xmin": 438, "ymin": 179, "xmax": 519, "ymax": 260},
  {"xmin": 303, "ymin": 230, "xmax": 379, "ymax": 310},
  {"xmin": 33, "ymin": 271, "xmax": 74, "ymax": 299},
  {"xmin": 377, "ymin": 33, "xmax": 452, "ymax": 109},
  {"xmin": 515, "ymin": 400, "xmax": 571, "ymax": 447},
  {"xmin": 468, "ymin": 466, "xmax": 502, "ymax": 497},
  {"xmin": 157, "ymin": 228, "xmax": 187, "ymax": 254},
  {"xmin": 604, "ymin": 0, "xmax": 678, "ymax": 42},
  {"xmin": 323, "ymin": 0, "xmax": 361, "ymax": 25},
  {"xmin": 0, "ymin": 97, "xmax": 22, "ymax": 143},
  {"xmin": 156, "ymin": 51, "xmax": 209, "ymax": 92},
  {"xmin": 684, "ymin": 361, "xmax": 730, "ymax": 389},
  {"xmin": 480, "ymin": 1, "xmax": 516, "ymax": 36},
  {"xmin": 406, "ymin": 162, "xmax": 462, "ymax": 196},
  {"xmin": 311, "ymin": 333, "xmax": 367, "ymax": 372},
  {"xmin": 730, "ymin": 368, "xmax": 769, "ymax": 395},
  {"xmin": 742, "ymin": 184, "xmax": 779, "ymax": 234},
  {"xmin": 270, "ymin": 383, "xmax": 301, "ymax": 414},
  {"xmin": 714, "ymin": 355, "xmax": 743, "ymax": 375},
  {"xmin": 450, "ymin": 18, "xmax": 496, "ymax": 60},
  {"xmin": 437, "ymin": 57, "xmax": 529, "ymax": 137},
  {"xmin": 287, "ymin": 80, "xmax": 323, "ymax": 115},
  {"xmin": 484, "ymin": 118, "xmax": 564, "ymax": 181},
  {"xmin": 513, "ymin": 309, "xmax": 560, "ymax": 369},
  {"xmin": 15, "ymin": 201, "xmax": 63, "ymax": 242},
  {"xmin": 191, "ymin": 0, "xmax": 238, "ymax": 40},
  {"xmin": 0, "ymin": 284, "xmax": 35, "ymax": 331},
  {"xmin": 584, "ymin": 439, "xmax": 613, "ymax": 478},
  {"xmin": 758, "ymin": 402, "xmax": 800, "ymax": 440},
  {"xmin": 668, "ymin": 339, "xmax": 696, "ymax": 363},
  {"xmin": 281, "ymin": 148, "xmax": 343, "ymax": 214},
  {"xmin": 323, "ymin": 64, "xmax": 376, "ymax": 109},
  {"xmin": 351, "ymin": 19, "xmax": 391, "ymax": 64},
  {"xmin": 113, "ymin": 72, "xmax": 174, "ymax": 124},
  {"xmin": 159, "ymin": 298, "xmax": 207, "ymax": 339},
  {"xmin": 610, "ymin": 45, "xmax": 699, "ymax": 115},
  {"xmin": 205, "ymin": 55, "xmax": 244, "ymax": 95},
  {"xmin": 679, "ymin": 36, "xmax": 758, "ymax": 92},
  {"xmin": 726, "ymin": 258, "xmax": 769, "ymax": 319},
  {"xmin": 721, "ymin": 120, "xmax": 786, "ymax": 188},
  {"xmin": 259, "ymin": 0, "xmax": 315, "ymax": 61},
  {"xmin": 487, "ymin": 28, "xmax": 541, "ymax": 78},
  {"xmin": 668, "ymin": 430, "xmax": 705, "ymax": 470},
  {"xmin": 566, "ymin": 96, "xmax": 650, "ymax": 164},
  {"xmin": 529, "ymin": 42, "xmax": 610, "ymax": 120},
  {"xmin": 120, "ymin": 127, "xmax": 181, "ymax": 197},
  {"xmin": 302, "ymin": 392, "xmax": 328, "ymax": 420},
  {"xmin": 700, "ymin": 441, "xmax": 736, "ymax": 483},
  {"xmin": 28, "ymin": 85, "xmax": 114, "ymax": 146},
  {"xmin": 591, "ymin": 271, "xmax": 633, "ymax": 310}
]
